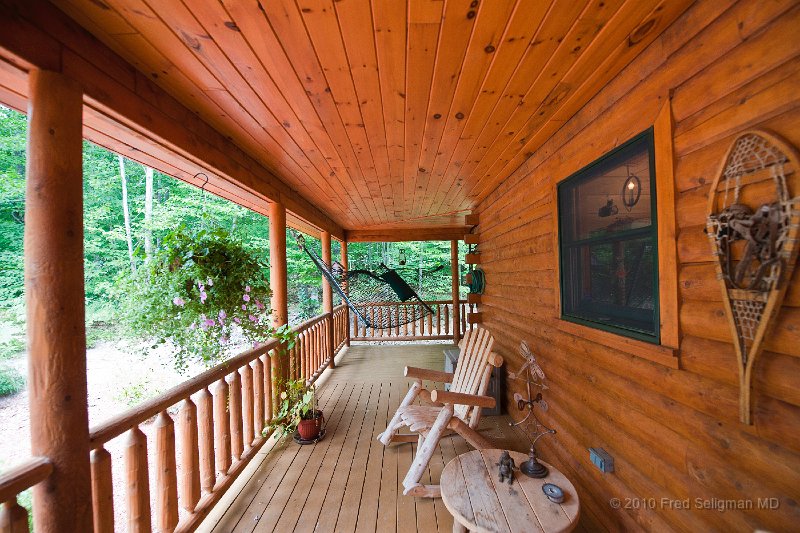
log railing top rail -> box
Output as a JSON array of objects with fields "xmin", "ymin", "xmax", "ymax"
[
  {"xmin": 89, "ymin": 338, "xmax": 280, "ymax": 446},
  {"xmin": 0, "ymin": 457, "xmax": 52, "ymax": 504}
]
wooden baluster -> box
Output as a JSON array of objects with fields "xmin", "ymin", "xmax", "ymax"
[
  {"xmin": 403, "ymin": 305, "xmax": 409, "ymax": 336},
  {"xmin": 370, "ymin": 307, "xmax": 375, "ymax": 337},
  {"xmin": 376, "ymin": 306, "xmax": 382, "ymax": 337},
  {"xmin": 253, "ymin": 358, "xmax": 265, "ymax": 437},
  {"xmin": 361, "ymin": 308, "xmax": 367, "ymax": 338},
  {"xmin": 0, "ymin": 498, "xmax": 28, "ymax": 533},
  {"xmin": 444, "ymin": 305, "xmax": 450, "ymax": 335},
  {"xmin": 125, "ymin": 427, "xmax": 150, "ymax": 532},
  {"xmin": 155, "ymin": 411, "xmax": 178, "ymax": 532},
  {"xmin": 263, "ymin": 354, "xmax": 273, "ymax": 423},
  {"xmin": 436, "ymin": 304, "xmax": 442, "ymax": 336},
  {"xmin": 196, "ymin": 387, "xmax": 215, "ymax": 493},
  {"xmin": 229, "ymin": 372, "xmax": 243, "ymax": 461},
  {"xmin": 412, "ymin": 306, "xmax": 417, "ymax": 337},
  {"xmin": 241, "ymin": 364, "xmax": 254, "ymax": 448},
  {"xmin": 179, "ymin": 399, "xmax": 200, "ymax": 512},
  {"xmin": 427, "ymin": 309, "xmax": 433, "ymax": 337},
  {"xmin": 91, "ymin": 447, "xmax": 114, "ymax": 533},
  {"xmin": 394, "ymin": 304, "xmax": 399, "ymax": 337},
  {"xmin": 214, "ymin": 379, "xmax": 231, "ymax": 476}
]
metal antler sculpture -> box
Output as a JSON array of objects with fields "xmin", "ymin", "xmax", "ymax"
[{"xmin": 508, "ymin": 341, "xmax": 556, "ymax": 477}]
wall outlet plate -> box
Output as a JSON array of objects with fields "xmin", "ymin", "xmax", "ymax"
[{"xmin": 589, "ymin": 447, "xmax": 614, "ymax": 473}]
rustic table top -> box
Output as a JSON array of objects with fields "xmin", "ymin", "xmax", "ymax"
[{"xmin": 440, "ymin": 449, "xmax": 580, "ymax": 533}]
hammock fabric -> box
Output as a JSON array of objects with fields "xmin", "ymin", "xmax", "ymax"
[{"xmin": 295, "ymin": 233, "xmax": 434, "ymax": 329}]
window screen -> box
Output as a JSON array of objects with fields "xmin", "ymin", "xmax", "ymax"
[{"xmin": 558, "ymin": 129, "xmax": 659, "ymax": 342}]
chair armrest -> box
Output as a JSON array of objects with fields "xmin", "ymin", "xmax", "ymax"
[
  {"xmin": 404, "ymin": 366, "xmax": 454, "ymax": 383},
  {"xmin": 430, "ymin": 389, "xmax": 496, "ymax": 409}
]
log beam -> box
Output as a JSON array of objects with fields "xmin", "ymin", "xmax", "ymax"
[
  {"xmin": 25, "ymin": 69, "xmax": 92, "ymax": 532},
  {"xmin": 346, "ymin": 226, "xmax": 468, "ymax": 242}
]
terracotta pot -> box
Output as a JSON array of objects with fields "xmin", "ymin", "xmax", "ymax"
[{"xmin": 297, "ymin": 410, "xmax": 324, "ymax": 440}]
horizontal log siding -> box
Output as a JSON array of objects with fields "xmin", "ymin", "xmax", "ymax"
[{"xmin": 474, "ymin": 1, "xmax": 800, "ymax": 531}]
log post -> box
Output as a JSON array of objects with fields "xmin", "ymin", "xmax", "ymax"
[
  {"xmin": 451, "ymin": 240, "xmax": 461, "ymax": 345},
  {"xmin": 341, "ymin": 241, "xmax": 350, "ymax": 347},
  {"xmin": 25, "ymin": 69, "xmax": 93, "ymax": 532},
  {"xmin": 321, "ymin": 231, "xmax": 335, "ymax": 368},
  {"xmin": 269, "ymin": 202, "xmax": 289, "ymax": 401}
]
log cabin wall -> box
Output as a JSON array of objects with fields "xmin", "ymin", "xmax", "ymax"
[{"xmin": 474, "ymin": 1, "xmax": 800, "ymax": 531}]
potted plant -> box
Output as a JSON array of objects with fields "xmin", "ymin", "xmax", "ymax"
[{"xmin": 269, "ymin": 379, "xmax": 324, "ymax": 441}]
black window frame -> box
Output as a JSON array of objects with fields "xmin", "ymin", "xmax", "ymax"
[{"xmin": 557, "ymin": 128, "xmax": 660, "ymax": 344}]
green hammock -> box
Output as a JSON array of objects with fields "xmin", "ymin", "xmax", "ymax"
[{"xmin": 294, "ymin": 233, "xmax": 434, "ymax": 329}]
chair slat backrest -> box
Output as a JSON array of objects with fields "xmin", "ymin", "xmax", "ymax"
[{"xmin": 450, "ymin": 327, "xmax": 494, "ymax": 421}]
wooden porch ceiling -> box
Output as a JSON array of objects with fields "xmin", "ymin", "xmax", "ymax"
[{"xmin": 50, "ymin": 0, "xmax": 691, "ymax": 234}]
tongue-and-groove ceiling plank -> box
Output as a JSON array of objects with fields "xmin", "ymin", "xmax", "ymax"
[{"xmin": 52, "ymin": 0, "xmax": 692, "ymax": 231}]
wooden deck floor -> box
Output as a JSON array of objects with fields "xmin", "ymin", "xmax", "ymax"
[{"xmin": 201, "ymin": 344, "xmax": 531, "ymax": 533}]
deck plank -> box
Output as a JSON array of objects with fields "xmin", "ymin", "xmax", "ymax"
[{"xmin": 201, "ymin": 344, "xmax": 531, "ymax": 533}]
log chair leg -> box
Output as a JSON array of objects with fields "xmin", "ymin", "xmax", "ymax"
[
  {"xmin": 453, "ymin": 519, "xmax": 468, "ymax": 533},
  {"xmin": 378, "ymin": 381, "xmax": 422, "ymax": 445},
  {"xmin": 402, "ymin": 405, "xmax": 454, "ymax": 496}
]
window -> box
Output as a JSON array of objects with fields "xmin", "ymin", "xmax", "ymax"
[{"xmin": 557, "ymin": 129, "xmax": 659, "ymax": 343}]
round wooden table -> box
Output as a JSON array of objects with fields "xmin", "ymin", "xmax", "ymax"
[{"xmin": 440, "ymin": 449, "xmax": 580, "ymax": 533}]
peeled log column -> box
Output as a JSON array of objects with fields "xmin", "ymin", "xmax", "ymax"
[
  {"xmin": 25, "ymin": 69, "xmax": 92, "ymax": 532},
  {"xmin": 155, "ymin": 411, "xmax": 178, "ymax": 532},
  {"xmin": 269, "ymin": 202, "xmax": 288, "ymax": 399},
  {"xmin": 451, "ymin": 240, "xmax": 461, "ymax": 345},
  {"xmin": 321, "ymin": 231, "xmax": 335, "ymax": 368},
  {"xmin": 341, "ymin": 241, "xmax": 350, "ymax": 347}
]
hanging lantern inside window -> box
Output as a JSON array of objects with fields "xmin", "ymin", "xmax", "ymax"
[
  {"xmin": 622, "ymin": 174, "xmax": 641, "ymax": 211},
  {"xmin": 398, "ymin": 249, "xmax": 407, "ymax": 266}
]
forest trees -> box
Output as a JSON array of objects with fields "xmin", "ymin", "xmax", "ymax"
[{"xmin": 0, "ymin": 103, "xmax": 466, "ymax": 377}]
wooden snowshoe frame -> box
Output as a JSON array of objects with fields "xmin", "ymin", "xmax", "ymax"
[{"xmin": 705, "ymin": 130, "xmax": 800, "ymax": 425}]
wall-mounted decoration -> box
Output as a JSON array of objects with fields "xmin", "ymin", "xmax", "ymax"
[
  {"xmin": 705, "ymin": 130, "xmax": 800, "ymax": 425},
  {"xmin": 622, "ymin": 172, "xmax": 642, "ymax": 211}
]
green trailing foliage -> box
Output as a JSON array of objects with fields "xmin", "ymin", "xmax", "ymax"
[{"xmin": 119, "ymin": 224, "xmax": 273, "ymax": 370}]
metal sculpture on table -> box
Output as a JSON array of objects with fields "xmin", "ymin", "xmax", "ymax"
[
  {"xmin": 509, "ymin": 341, "xmax": 556, "ymax": 477},
  {"xmin": 706, "ymin": 130, "xmax": 800, "ymax": 424}
]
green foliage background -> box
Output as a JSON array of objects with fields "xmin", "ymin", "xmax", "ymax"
[{"xmin": 0, "ymin": 104, "xmax": 468, "ymax": 375}]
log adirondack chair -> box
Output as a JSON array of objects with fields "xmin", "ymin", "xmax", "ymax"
[{"xmin": 377, "ymin": 327, "xmax": 504, "ymax": 498}]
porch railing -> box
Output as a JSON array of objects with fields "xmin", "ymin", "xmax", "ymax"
[
  {"xmin": 0, "ymin": 457, "xmax": 52, "ymax": 531},
  {"xmin": 0, "ymin": 306, "xmax": 349, "ymax": 533},
  {"xmin": 350, "ymin": 300, "xmax": 471, "ymax": 341}
]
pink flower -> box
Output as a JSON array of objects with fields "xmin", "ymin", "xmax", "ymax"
[
  {"xmin": 233, "ymin": 317, "xmax": 241, "ymax": 324},
  {"xmin": 242, "ymin": 304, "xmax": 247, "ymax": 310},
  {"xmin": 245, "ymin": 285, "xmax": 251, "ymax": 293},
  {"xmin": 173, "ymin": 297, "xmax": 185, "ymax": 307},
  {"xmin": 220, "ymin": 336, "xmax": 228, "ymax": 345},
  {"xmin": 189, "ymin": 322, "xmax": 196, "ymax": 330},
  {"xmin": 207, "ymin": 277, "xmax": 214, "ymax": 286},
  {"xmin": 243, "ymin": 294, "xmax": 251, "ymax": 302},
  {"xmin": 255, "ymin": 299, "xmax": 264, "ymax": 310},
  {"xmin": 248, "ymin": 314, "xmax": 258, "ymax": 323},
  {"xmin": 218, "ymin": 309, "xmax": 227, "ymax": 319},
  {"xmin": 203, "ymin": 318, "xmax": 216, "ymax": 328}
]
